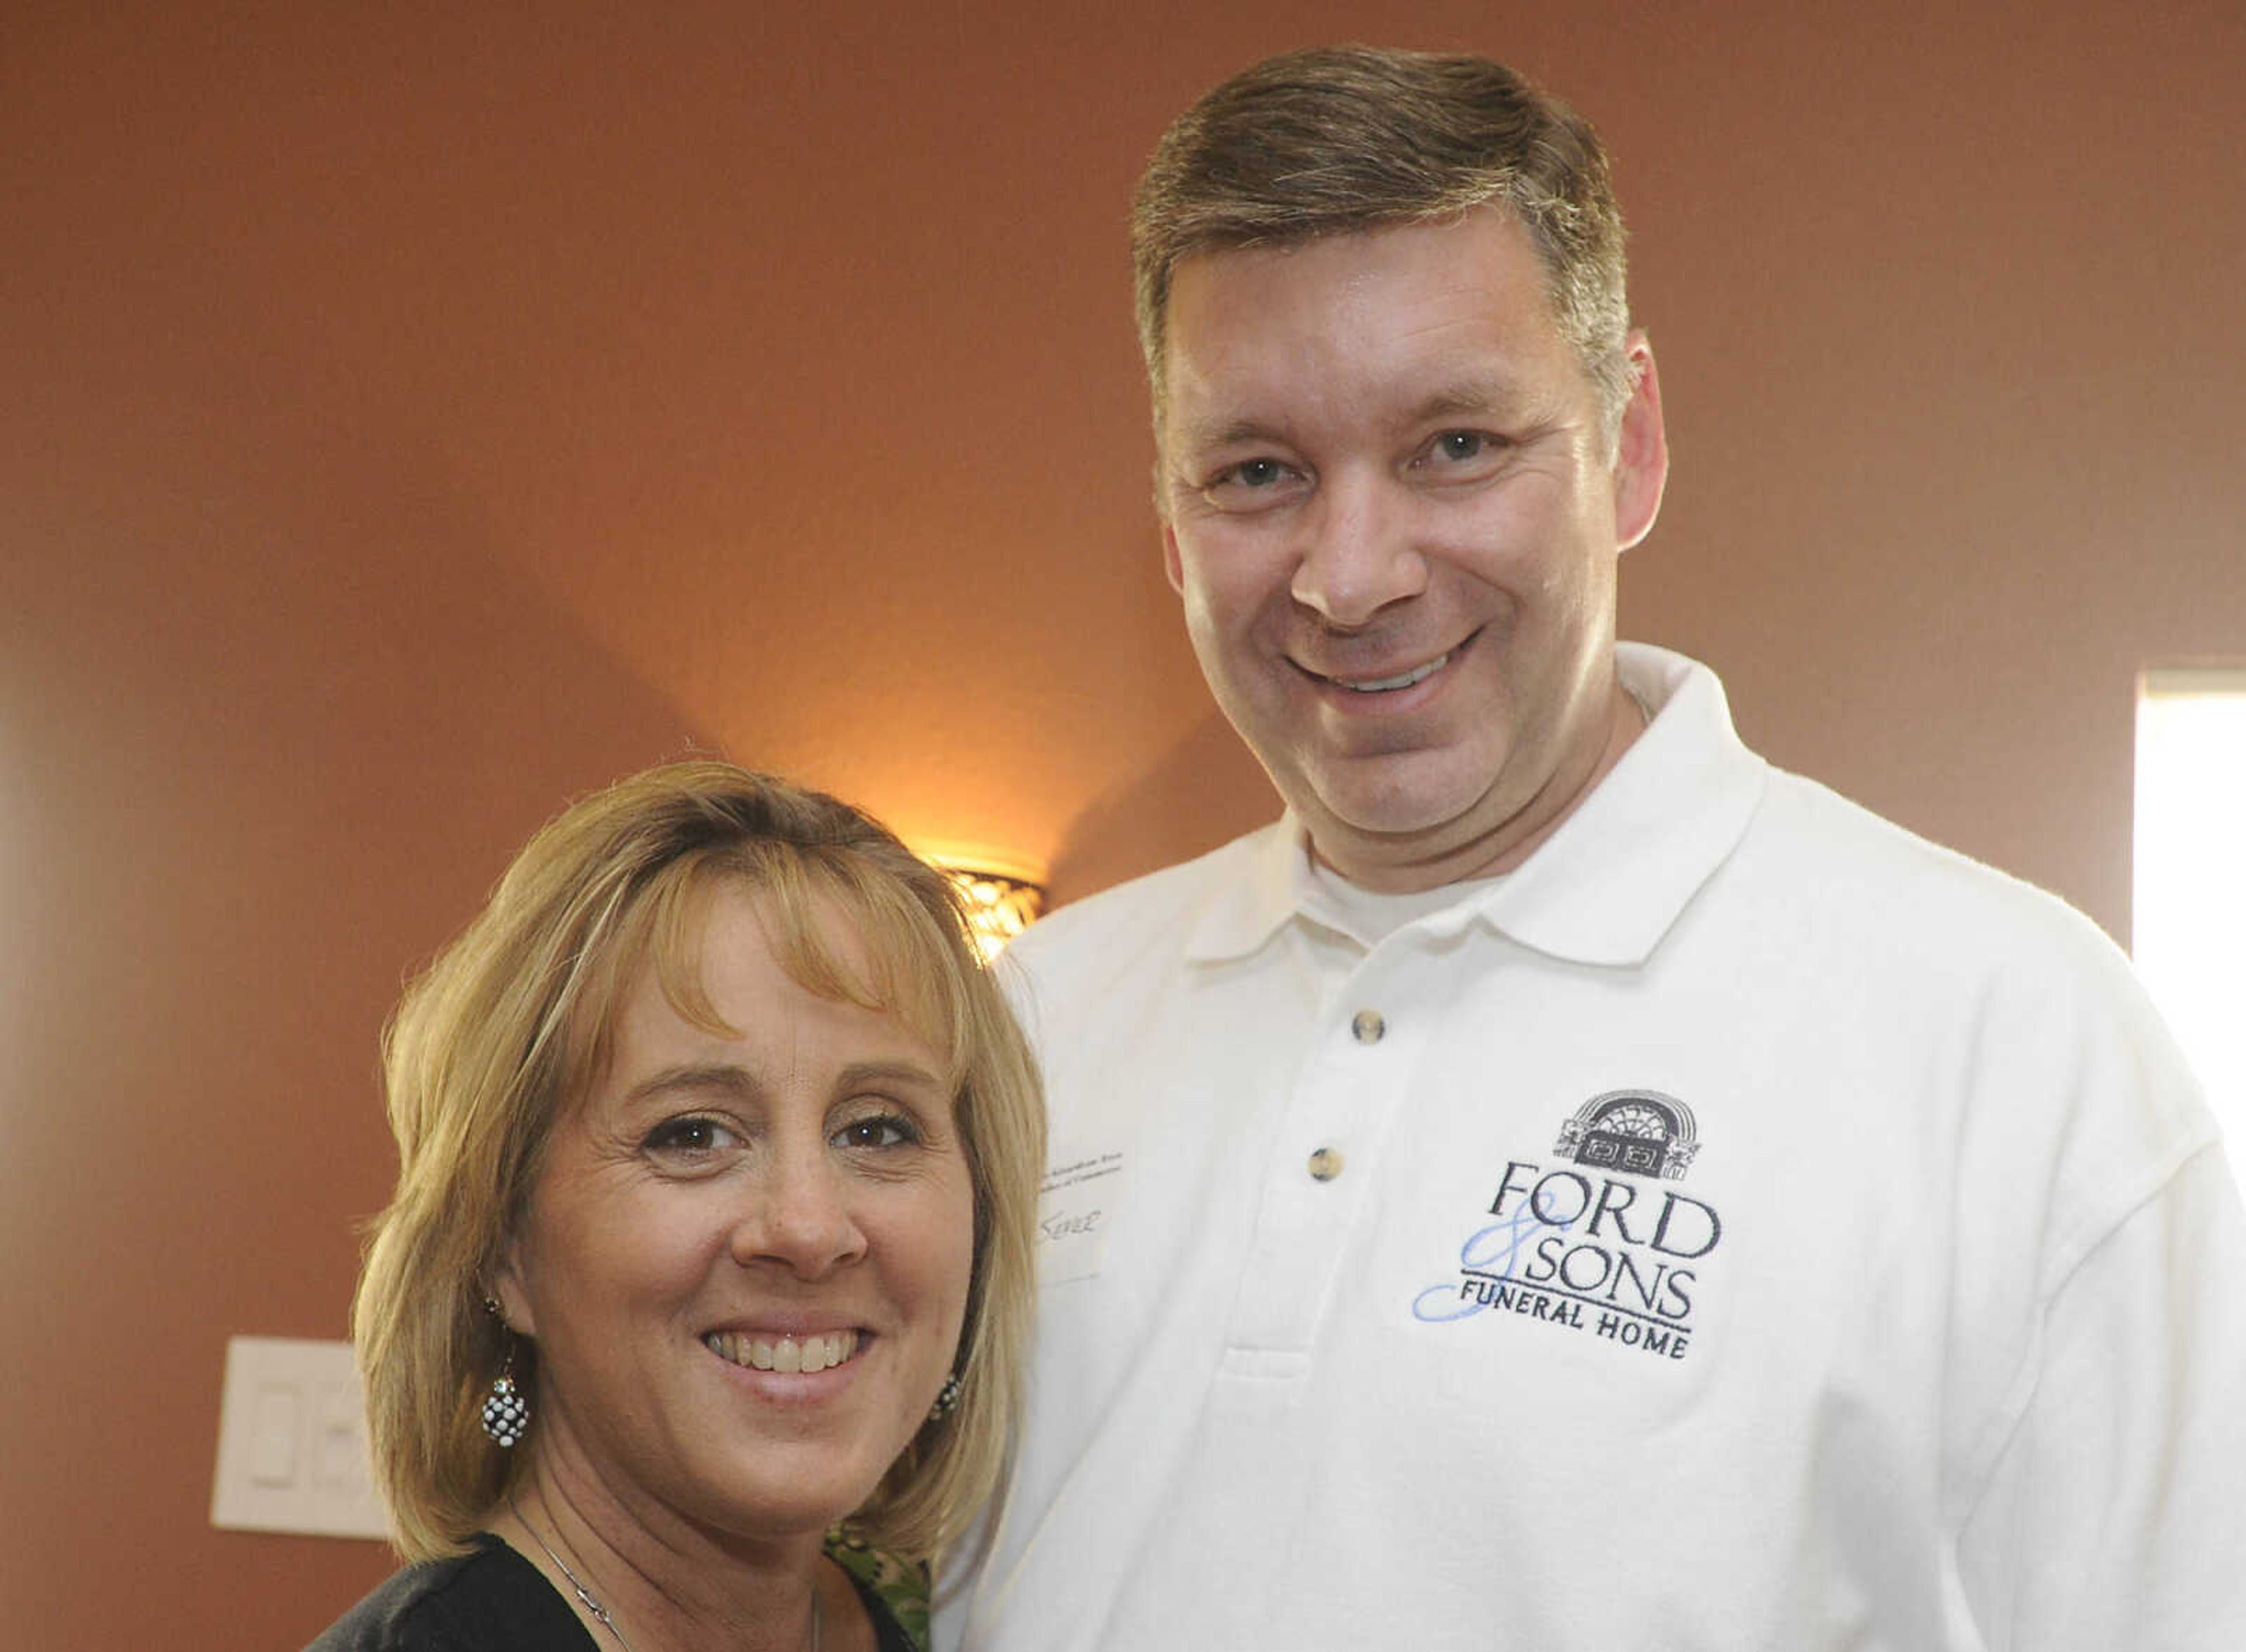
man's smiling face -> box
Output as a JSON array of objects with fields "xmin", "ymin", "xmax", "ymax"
[{"xmin": 1156, "ymin": 205, "xmax": 1667, "ymax": 889}]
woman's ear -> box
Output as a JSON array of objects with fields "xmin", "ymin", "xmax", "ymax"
[{"xmin": 490, "ymin": 1239, "xmax": 535, "ymax": 1336}]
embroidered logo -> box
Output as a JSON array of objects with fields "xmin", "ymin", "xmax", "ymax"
[
  {"xmin": 1412, "ymin": 1089, "xmax": 1724, "ymax": 1363},
  {"xmin": 1554, "ymin": 1089, "xmax": 1699, "ymax": 1179}
]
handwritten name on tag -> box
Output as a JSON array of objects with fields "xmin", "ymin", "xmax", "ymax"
[{"xmin": 1037, "ymin": 1148, "xmax": 1123, "ymax": 1285}]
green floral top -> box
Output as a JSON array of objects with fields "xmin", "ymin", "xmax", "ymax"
[{"xmin": 829, "ymin": 1532, "xmax": 932, "ymax": 1652}]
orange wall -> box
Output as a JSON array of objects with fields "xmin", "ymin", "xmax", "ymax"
[{"xmin": 4, "ymin": 4, "xmax": 2241, "ymax": 1645}]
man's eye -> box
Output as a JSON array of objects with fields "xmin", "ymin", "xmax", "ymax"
[
  {"xmin": 1205, "ymin": 456, "xmax": 1300, "ymax": 495},
  {"xmin": 832, "ymin": 1113, "xmax": 917, "ymax": 1150},
  {"xmin": 1194, "ymin": 456, "xmax": 1306, "ymax": 514},
  {"xmin": 1411, "ymin": 429, "xmax": 1510, "ymax": 482},
  {"xmin": 1426, "ymin": 429, "xmax": 1512, "ymax": 465}
]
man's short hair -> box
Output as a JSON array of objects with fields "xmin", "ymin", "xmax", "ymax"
[{"xmin": 1132, "ymin": 44, "xmax": 1636, "ymax": 433}]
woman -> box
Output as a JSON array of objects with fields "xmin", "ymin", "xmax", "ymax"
[{"xmin": 311, "ymin": 763, "xmax": 1044, "ymax": 1651}]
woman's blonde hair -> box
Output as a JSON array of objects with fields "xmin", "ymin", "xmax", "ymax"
[{"xmin": 353, "ymin": 761, "xmax": 1043, "ymax": 1564}]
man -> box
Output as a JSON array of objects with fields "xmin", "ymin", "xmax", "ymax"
[{"xmin": 940, "ymin": 45, "xmax": 2246, "ymax": 1651}]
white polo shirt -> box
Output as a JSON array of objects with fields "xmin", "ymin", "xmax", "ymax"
[{"xmin": 941, "ymin": 645, "xmax": 2246, "ymax": 1652}]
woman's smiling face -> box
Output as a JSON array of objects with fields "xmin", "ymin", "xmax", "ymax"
[{"xmin": 496, "ymin": 880, "xmax": 976, "ymax": 1541}]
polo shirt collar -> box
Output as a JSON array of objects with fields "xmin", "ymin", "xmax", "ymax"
[
  {"xmin": 1181, "ymin": 644, "xmax": 1768, "ymax": 968},
  {"xmin": 1181, "ymin": 808, "xmax": 1312, "ymax": 963}
]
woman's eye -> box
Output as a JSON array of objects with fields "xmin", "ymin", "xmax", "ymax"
[
  {"xmin": 1227, "ymin": 458, "xmax": 1288, "ymax": 488},
  {"xmin": 832, "ymin": 1113, "xmax": 917, "ymax": 1151},
  {"xmin": 643, "ymin": 1115, "xmax": 738, "ymax": 1155},
  {"xmin": 1436, "ymin": 431, "xmax": 1488, "ymax": 461}
]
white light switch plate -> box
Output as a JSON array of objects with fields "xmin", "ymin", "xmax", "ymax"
[{"xmin": 211, "ymin": 1335, "xmax": 390, "ymax": 1540}]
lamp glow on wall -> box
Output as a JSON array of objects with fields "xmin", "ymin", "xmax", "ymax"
[{"xmin": 920, "ymin": 844, "xmax": 1047, "ymax": 962}]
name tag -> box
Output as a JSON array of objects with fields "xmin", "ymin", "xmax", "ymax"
[{"xmin": 1036, "ymin": 1147, "xmax": 1124, "ymax": 1284}]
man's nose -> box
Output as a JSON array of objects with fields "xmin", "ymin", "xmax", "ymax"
[{"xmin": 1288, "ymin": 469, "xmax": 1428, "ymax": 627}]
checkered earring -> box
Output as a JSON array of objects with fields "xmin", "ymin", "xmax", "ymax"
[
  {"xmin": 928, "ymin": 1370, "xmax": 963, "ymax": 1423},
  {"xmin": 480, "ymin": 1298, "xmax": 530, "ymax": 1448}
]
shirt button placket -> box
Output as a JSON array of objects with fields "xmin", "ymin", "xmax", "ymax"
[{"xmin": 1308, "ymin": 1008, "xmax": 1387, "ymax": 1181}]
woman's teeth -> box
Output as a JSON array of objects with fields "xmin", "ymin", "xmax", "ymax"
[
  {"xmin": 1338, "ymin": 651, "xmax": 1449, "ymax": 692},
  {"xmin": 702, "ymin": 1329, "xmax": 859, "ymax": 1374}
]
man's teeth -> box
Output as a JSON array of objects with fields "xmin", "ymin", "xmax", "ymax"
[
  {"xmin": 1337, "ymin": 651, "xmax": 1449, "ymax": 693},
  {"xmin": 702, "ymin": 1330, "xmax": 859, "ymax": 1374}
]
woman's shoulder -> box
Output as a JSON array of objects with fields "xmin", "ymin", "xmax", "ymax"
[
  {"xmin": 828, "ymin": 1536, "xmax": 929, "ymax": 1652},
  {"xmin": 305, "ymin": 1533, "xmax": 595, "ymax": 1652},
  {"xmin": 850, "ymin": 1574, "xmax": 922, "ymax": 1652}
]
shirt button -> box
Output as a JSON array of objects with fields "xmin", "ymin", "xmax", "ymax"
[
  {"xmin": 1307, "ymin": 1147, "xmax": 1344, "ymax": 1181},
  {"xmin": 1351, "ymin": 1009, "xmax": 1386, "ymax": 1044}
]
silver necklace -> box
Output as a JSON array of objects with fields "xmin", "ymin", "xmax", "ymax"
[
  {"xmin": 511, "ymin": 1492, "xmax": 824, "ymax": 1652},
  {"xmin": 516, "ymin": 1494, "xmax": 635, "ymax": 1651}
]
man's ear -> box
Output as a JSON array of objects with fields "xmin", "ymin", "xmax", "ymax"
[
  {"xmin": 1161, "ymin": 519, "xmax": 1186, "ymax": 595},
  {"xmin": 1611, "ymin": 332, "xmax": 1669, "ymax": 551}
]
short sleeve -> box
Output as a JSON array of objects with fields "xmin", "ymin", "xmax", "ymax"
[{"xmin": 1956, "ymin": 1142, "xmax": 2246, "ymax": 1650}]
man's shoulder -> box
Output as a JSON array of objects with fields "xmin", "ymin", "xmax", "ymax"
[
  {"xmin": 1007, "ymin": 823, "xmax": 1277, "ymax": 974},
  {"xmin": 1752, "ymin": 765, "xmax": 2108, "ymax": 958},
  {"xmin": 1731, "ymin": 767, "xmax": 2190, "ymax": 1104},
  {"xmin": 992, "ymin": 823, "xmax": 1286, "ymax": 1067},
  {"xmin": 1622, "ymin": 644, "xmax": 2118, "ymax": 964}
]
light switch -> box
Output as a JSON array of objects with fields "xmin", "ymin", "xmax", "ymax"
[
  {"xmin": 314, "ymin": 1379, "xmax": 366, "ymax": 1492},
  {"xmin": 211, "ymin": 1336, "xmax": 389, "ymax": 1540},
  {"xmin": 248, "ymin": 1384, "xmax": 300, "ymax": 1485}
]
